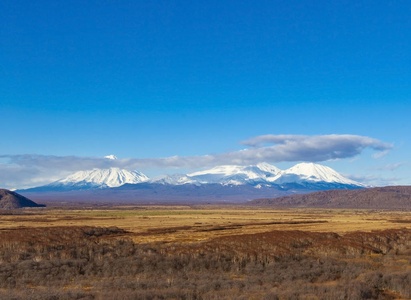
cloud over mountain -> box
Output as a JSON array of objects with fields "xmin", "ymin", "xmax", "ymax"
[
  {"xmin": 0, "ymin": 134, "xmax": 392, "ymax": 189},
  {"xmin": 240, "ymin": 134, "xmax": 392, "ymax": 161}
]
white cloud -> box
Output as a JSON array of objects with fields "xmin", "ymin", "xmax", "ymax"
[
  {"xmin": 370, "ymin": 162, "xmax": 408, "ymax": 171},
  {"xmin": 372, "ymin": 150, "xmax": 390, "ymax": 159},
  {"xmin": 348, "ymin": 174, "xmax": 401, "ymax": 187}
]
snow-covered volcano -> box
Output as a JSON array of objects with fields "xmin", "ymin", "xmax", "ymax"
[
  {"xmin": 57, "ymin": 168, "xmax": 148, "ymax": 187},
  {"xmin": 149, "ymin": 174, "xmax": 199, "ymax": 185},
  {"xmin": 273, "ymin": 163, "xmax": 364, "ymax": 186},
  {"xmin": 187, "ymin": 163, "xmax": 282, "ymax": 185},
  {"xmin": 27, "ymin": 168, "xmax": 149, "ymax": 191}
]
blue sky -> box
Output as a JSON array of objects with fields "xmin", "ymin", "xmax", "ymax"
[{"xmin": 1, "ymin": 0, "xmax": 410, "ymax": 189}]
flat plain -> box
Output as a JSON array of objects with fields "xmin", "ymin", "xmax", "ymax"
[
  {"xmin": 1, "ymin": 206, "xmax": 410, "ymax": 243},
  {"xmin": 1, "ymin": 205, "xmax": 410, "ymax": 299}
]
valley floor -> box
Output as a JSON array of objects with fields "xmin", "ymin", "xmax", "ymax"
[{"xmin": 0, "ymin": 206, "xmax": 410, "ymax": 299}]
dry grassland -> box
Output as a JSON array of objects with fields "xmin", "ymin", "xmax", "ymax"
[
  {"xmin": 1, "ymin": 206, "xmax": 410, "ymax": 244},
  {"xmin": 1, "ymin": 206, "xmax": 410, "ymax": 299}
]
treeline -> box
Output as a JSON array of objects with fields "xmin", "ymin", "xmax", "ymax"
[{"xmin": 0, "ymin": 226, "xmax": 410, "ymax": 299}]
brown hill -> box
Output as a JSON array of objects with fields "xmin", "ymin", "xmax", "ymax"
[
  {"xmin": 0, "ymin": 189, "xmax": 45, "ymax": 209},
  {"xmin": 250, "ymin": 186, "xmax": 411, "ymax": 209}
]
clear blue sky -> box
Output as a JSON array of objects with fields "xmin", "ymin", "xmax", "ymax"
[{"xmin": 1, "ymin": 0, "xmax": 410, "ymax": 188}]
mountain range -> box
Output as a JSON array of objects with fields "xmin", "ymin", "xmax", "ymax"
[{"xmin": 18, "ymin": 163, "xmax": 365, "ymax": 203}]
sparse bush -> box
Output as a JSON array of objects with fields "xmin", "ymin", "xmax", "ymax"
[{"xmin": 0, "ymin": 226, "xmax": 409, "ymax": 299}]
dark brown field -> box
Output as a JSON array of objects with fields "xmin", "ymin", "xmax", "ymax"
[{"xmin": 0, "ymin": 206, "xmax": 410, "ymax": 299}]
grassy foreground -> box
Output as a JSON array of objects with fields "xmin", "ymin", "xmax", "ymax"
[{"xmin": 0, "ymin": 206, "xmax": 410, "ymax": 299}]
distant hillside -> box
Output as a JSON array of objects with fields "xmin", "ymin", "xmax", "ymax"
[
  {"xmin": 0, "ymin": 189, "xmax": 45, "ymax": 209},
  {"xmin": 249, "ymin": 186, "xmax": 411, "ymax": 209}
]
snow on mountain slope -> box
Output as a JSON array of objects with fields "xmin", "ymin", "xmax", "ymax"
[
  {"xmin": 53, "ymin": 168, "xmax": 149, "ymax": 188},
  {"xmin": 187, "ymin": 162, "xmax": 363, "ymax": 187},
  {"xmin": 187, "ymin": 163, "xmax": 282, "ymax": 185},
  {"xmin": 255, "ymin": 162, "xmax": 282, "ymax": 176},
  {"xmin": 149, "ymin": 174, "xmax": 199, "ymax": 185},
  {"xmin": 273, "ymin": 163, "xmax": 364, "ymax": 186},
  {"xmin": 104, "ymin": 155, "xmax": 118, "ymax": 160}
]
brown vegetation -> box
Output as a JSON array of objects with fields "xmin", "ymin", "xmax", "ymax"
[
  {"xmin": 0, "ymin": 206, "xmax": 410, "ymax": 299},
  {"xmin": 250, "ymin": 186, "xmax": 411, "ymax": 209},
  {"xmin": 0, "ymin": 223, "xmax": 410, "ymax": 299}
]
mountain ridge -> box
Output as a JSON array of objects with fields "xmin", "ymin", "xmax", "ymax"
[
  {"xmin": 18, "ymin": 163, "xmax": 364, "ymax": 199},
  {"xmin": 0, "ymin": 189, "xmax": 45, "ymax": 209},
  {"xmin": 249, "ymin": 186, "xmax": 411, "ymax": 209}
]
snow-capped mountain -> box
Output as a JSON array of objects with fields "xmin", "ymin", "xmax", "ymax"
[
  {"xmin": 24, "ymin": 168, "xmax": 149, "ymax": 191},
  {"xmin": 57, "ymin": 168, "xmax": 148, "ymax": 187},
  {"xmin": 187, "ymin": 163, "xmax": 282, "ymax": 185},
  {"xmin": 149, "ymin": 174, "xmax": 199, "ymax": 185},
  {"xmin": 273, "ymin": 163, "xmax": 364, "ymax": 187},
  {"xmin": 104, "ymin": 155, "xmax": 118, "ymax": 160}
]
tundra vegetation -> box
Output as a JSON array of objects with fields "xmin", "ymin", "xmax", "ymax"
[{"xmin": 0, "ymin": 206, "xmax": 410, "ymax": 299}]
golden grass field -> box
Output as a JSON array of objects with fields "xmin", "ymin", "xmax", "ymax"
[
  {"xmin": 2, "ymin": 206, "xmax": 410, "ymax": 244},
  {"xmin": 1, "ymin": 206, "xmax": 411, "ymax": 299}
]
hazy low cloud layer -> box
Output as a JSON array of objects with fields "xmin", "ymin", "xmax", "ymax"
[
  {"xmin": 0, "ymin": 134, "xmax": 393, "ymax": 189},
  {"xmin": 370, "ymin": 162, "xmax": 408, "ymax": 171},
  {"xmin": 348, "ymin": 174, "xmax": 401, "ymax": 187}
]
